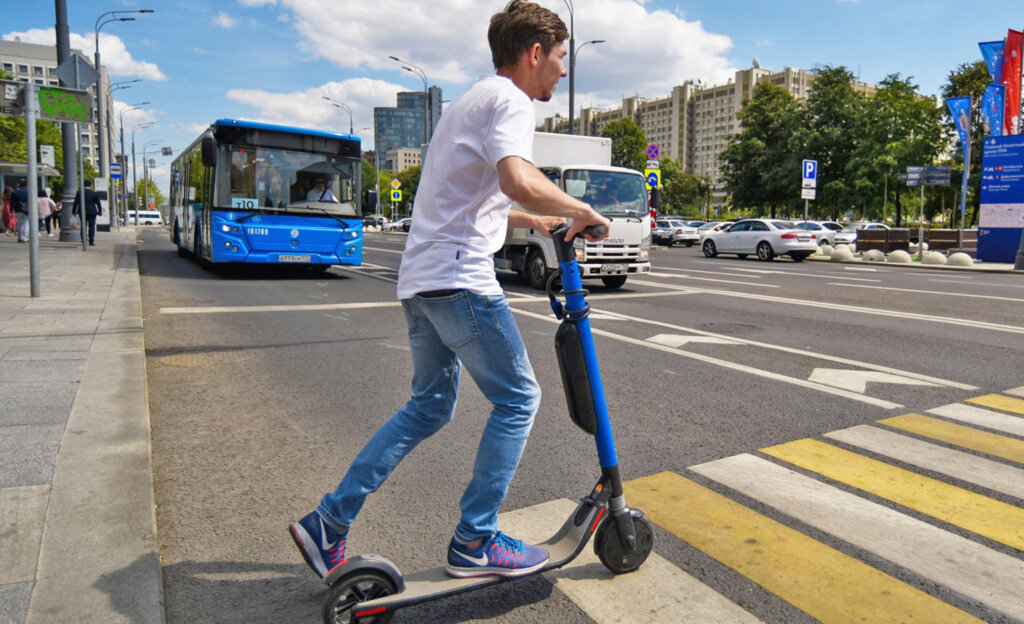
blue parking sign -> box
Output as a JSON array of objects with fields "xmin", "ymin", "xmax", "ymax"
[{"xmin": 802, "ymin": 159, "xmax": 817, "ymax": 181}]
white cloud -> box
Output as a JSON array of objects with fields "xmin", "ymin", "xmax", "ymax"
[
  {"xmin": 275, "ymin": 0, "xmax": 735, "ymax": 95},
  {"xmin": 213, "ymin": 12, "xmax": 238, "ymax": 29},
  {"xmin": 3, "ymin": 28, "xmax": 167, "ymax": 81},
  {"xmin": 112, "ymin": 100, "xmax": 159, "ymax": 131},
  {"xmin": 225, "ymin": 78, "xmax": 407, "ymax": 147}
]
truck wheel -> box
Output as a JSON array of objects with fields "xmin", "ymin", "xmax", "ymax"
[
  {"xmin": 525, "ymin": 248, "xmax": 550, "ymax": 290},
  {"xmin": 601, "ymin": 275, "xmax": 627, "ymax": 289}
]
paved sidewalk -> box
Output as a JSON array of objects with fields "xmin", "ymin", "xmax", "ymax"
[{"xmin": 0, "ymin": 228, "xmax": 163, "ymax": 624}]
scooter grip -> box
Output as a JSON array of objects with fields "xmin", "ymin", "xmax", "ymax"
[{"xmin": 550, "ymin": 224, "xmax": 608, "ymax": 264}]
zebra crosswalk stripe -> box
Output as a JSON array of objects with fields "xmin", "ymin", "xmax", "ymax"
[{"xmin": 880, "ymin": 412, "xmax": 1024, "ymax": 464}]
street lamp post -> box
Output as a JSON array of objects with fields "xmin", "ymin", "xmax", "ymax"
[
  {"xmin": 142, "ymin": 140, "xmax": 165, "ymax": 217},
  {"xmin": 388, "ymin": 55, "xmax": 429, "ymax": 145},
  {"xmin": 570, "ymin": 38, "xmax": 604, "ymax": 135},
  {"xmin": 119, "ymin": 102, "xmax": 149, "ymax": 227},
  {"xmin": 562, "ymin": 0, "xmax": 575, "ymax": 134},
  {"xmin": 322, "ymin": 96, "xmax": 354, "ymax": 135},
  {"xmin": 94, "ymin": 9, "xmax": 154, "ymax": 183},
  {"xmin": 131, "ymin": 122, "xmax": 155, "ymax": 226}
]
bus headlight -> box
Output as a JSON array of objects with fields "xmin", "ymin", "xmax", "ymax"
[{"xmin": 222, "ymin": 224, "xmax": 230, "ymax": 232}]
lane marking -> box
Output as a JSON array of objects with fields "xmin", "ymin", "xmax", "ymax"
[
  {"xmin": 927, "ymin": 402, "xmax": 1024, "ymax": 437},
  {"xmin": 545, "ymin": 305, "xmax": 974, "ymax": 391},
  {"xmin": 825, "ymin": 424, "xmax": 1024, "ymax": 500},
  {"xmin": 647, "ymin": 334, "xmax": 739, "ymax": 347},
  {"xmin": 161, "ymin": 301, "xmax": 401, "ymax": 315},
  {"xmin": 502, "ymin": 498, "xmax": 760, "ymax": 624},
  {"xmin": 880, "ymin": 413, "xmax": 1024, "ymax": 464},
  {"xmin": 1007, "ymin": 386, "xmax": 1024, "ymax": 399},
  {"xmin": 624, "ymin": 472, "xmax": 982, "ymax": 624},
  {"xmin": 761, "ymin": 438, "xmax": 1024, "ymax": 551},
  {"xmin": 967, "ymin": 393, "xmax": 1024, "ymax": 417},
  {"xmin": 628, "ymin": 279, "xmax": 1024, "ymax": 335},
  {"xmin": 808, "ymin": 368, "xmax": 939, "ymax": 393},
  {"xmin": 825, "ymin": 283, "xmax": 1024, "ymax": 304},
  {"xmin": 363, "ymin": 246, "xmax": 403, "ymax": 255},
  {"xmin": 692, "ymin": 453, "xmax": 1024, "ymax": 621},
  {"xmin": 513, "ymin": 307, "xmax": 902, "ymax": 408},
  {"xmin": 646, "ymin": 272, "xmax": 776, "ymax": 287}
]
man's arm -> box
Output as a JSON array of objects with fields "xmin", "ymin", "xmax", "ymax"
[
  {"xmin": 497, "ymin": 156, "xmax": 610, "ymax": 241},
  {"xmin": 508, "ymin": 209, "xmax": 564, "ymax": 237}
]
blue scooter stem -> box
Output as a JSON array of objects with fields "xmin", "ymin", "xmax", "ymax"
[{"xmin": 550, "ymin": 224, "xmax": 618, "ymax": 470}]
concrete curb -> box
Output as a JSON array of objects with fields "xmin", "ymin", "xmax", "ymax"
[{"xmin": 806, "ymin": 253, "xmax": 1023, "ymax": 274}]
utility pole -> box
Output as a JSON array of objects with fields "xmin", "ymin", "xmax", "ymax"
[{"xmin": 55, "ymin": 0, "xmax": 79, "ymax": 240}]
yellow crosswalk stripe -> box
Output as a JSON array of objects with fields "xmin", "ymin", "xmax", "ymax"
[
  {"xmin": 880, "ymin": 413, "xmax": 1024, "ymax": 465},
  {"xmin": 624, "ymin": 472, "xmax": 982, "ymax": 624},
  {"xmin": 967, "ymin": 393, "xmax": 1024, "ymax": 416},
  {"xmin": 761, "ymin": 438, "xmax": 1024, "ymax": 551}
]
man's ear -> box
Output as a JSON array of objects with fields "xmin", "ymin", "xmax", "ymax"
[{"xmin": 527, "ymin": 42, "xmax": 543, "ymax": 67}]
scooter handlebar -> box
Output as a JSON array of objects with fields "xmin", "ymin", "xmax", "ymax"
[{"xmin": 549, "ymin": 223, "xmax": 608, "ymax": 264}]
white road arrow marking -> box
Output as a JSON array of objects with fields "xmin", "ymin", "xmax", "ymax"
[
  {"xmin": 808, "ymin": 368, "xmax": 940, "ymax": 393},
  {"xmin": 648, "ymin": 333, "xmax": 738, "ymax": 348}
]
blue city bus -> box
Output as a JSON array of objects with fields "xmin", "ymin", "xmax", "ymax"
[{"xmin": 169, "ymin": 119, "xmax": 362, "ymax": 270}]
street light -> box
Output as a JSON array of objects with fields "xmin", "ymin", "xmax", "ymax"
[
  {"xmin": 322, "ymin": 96, "xmax": 354, "ymax": 134},
  {"xmin": 119, "ymin": 102, "xmax": 149, "ymax": 226},
  {"xmin": 94, "ymin": 9, "xmax": 154, "ymax": 182},
  {"xmin": 142, "ymin": 140, "xmax": 167, "ymax": 217},
  {"xmin": 110, "ymin": 79, "xmax": 142, "ymax": 92},
  {"xmin": 570, "ymin": 38, "xmax": 604, "ymax": 135},
  {"xmin": 131, "ymin": 122, "xmax": 156, "ymax": 225},
  {"xmin": 388, "ymin": 55, "xmax": 429, "ymax": 145}
]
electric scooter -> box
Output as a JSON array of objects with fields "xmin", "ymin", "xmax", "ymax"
[{"xmin": 319, "ymin": 224, "xmax": 653, "ymax": 624}]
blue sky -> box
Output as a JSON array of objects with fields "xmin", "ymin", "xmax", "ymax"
[{"xmin": 5, "ymin": 1, "xmax": 1017, "ymax": 192}]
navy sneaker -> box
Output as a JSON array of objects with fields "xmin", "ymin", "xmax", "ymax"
[
  {"xmin": 446, "ymin": 531, "xmax": 549, "ymax": 578},
  {"xmin": 289, "ymin": 511, "xmax": 348, "ymax": 578}
]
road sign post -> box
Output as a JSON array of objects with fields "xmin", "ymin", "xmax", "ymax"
[{"xmin": 801, "ymin": 160, "xmax": 817, "ymax": 221}]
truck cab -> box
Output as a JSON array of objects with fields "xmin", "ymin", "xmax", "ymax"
[{"xmin": 494, "ymin": 133, "xmax": 652, "ymax": 289}]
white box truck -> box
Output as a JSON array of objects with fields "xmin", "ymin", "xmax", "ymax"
[
  {"xmin": 94, "ymin": 178, "xmax": 111, "ymax": 231},
  {"xmin": 494, "ymin": 132, "xmax": 652, "ymax": 289}
]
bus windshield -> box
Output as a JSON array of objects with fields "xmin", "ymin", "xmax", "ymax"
[
  {"xmin": 218, "ymin": 145, "xmax": 359, "ymax": 217},
  {"xmin": 564, "ymin": 170, "xmax": 648, "ymax": 219}
]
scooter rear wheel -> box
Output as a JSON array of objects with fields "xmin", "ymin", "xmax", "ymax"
[
  {"xmin": 322, "ymin": 571, "xmax": 397, "ymax": 624},
  {"xmin": 594, "ymin": 512, "xmax": 654, "ymax": 574}
]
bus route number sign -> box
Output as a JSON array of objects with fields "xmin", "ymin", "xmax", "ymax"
[{"xmin": 231, "ymin": 197, "xmax": 258, "ymax": 210}]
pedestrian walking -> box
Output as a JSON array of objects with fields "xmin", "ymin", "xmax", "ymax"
[
  {"xmin": 289, "ymin": 0, "xmax": 610, "ymax": 582},
  {"xmin": 37, "ymin": 189, "xmax": 57, "ymax": 237},
  {"xmin": 11, "ymin": 179, "xmax": 30, "ymax": 243},
  {"xmin": 48, "ymin": 200, "xmax": 61, "ymax": 234},
  {"xmin": 72, "ymin": 179, "xmax": 103, "ymax": 246},
  {"xmin": 1, "ymin": 186, "xmax": 14, "ymax": 235}
]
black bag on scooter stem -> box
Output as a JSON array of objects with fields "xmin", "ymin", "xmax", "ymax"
[{"xmin": 555, "ymin": 321, "xmax": 598, "ymax": 435}]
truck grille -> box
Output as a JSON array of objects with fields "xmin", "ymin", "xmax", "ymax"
[{"xmin": 586, "ymin": 243, "xmax": 641, "ymax": 262}]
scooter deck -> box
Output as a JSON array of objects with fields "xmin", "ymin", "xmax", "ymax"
[{"xmin": 340, "ymin": 497, "xmax": 605, "ymax": 617}]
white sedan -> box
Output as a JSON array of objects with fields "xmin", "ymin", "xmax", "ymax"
[
  {"xmin": 701, "ymin": 218, "xmax": 819, "ymax": 262},
  {"xmin": 833, "ymin": 222, "xmax": 890, "ymax": 247}
]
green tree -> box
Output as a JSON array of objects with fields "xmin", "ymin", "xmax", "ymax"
[
  {"xmin": 601, "ymin": 118, "xmax": 647, "ymax": 171},
  {"xmin": 720, "ymin": 81, "xmax": 802, "ymax": 216},
  {"xmin": 941, "ymin": 60, "xmax": 990, "ymax": 227},
  {"xmin": 659, "ymin": 157, "xmax": 702, "ymax": 215},
  {"xmin": 134, "ymin": 177, "xmax": 164, "ymax": 209},
  {"xmin": 396, "ymin": 164, "xmax": 421, "ymax": 212},
  {"xmin": 795, "ymin": 66, "xmax": 866, "ymax": 218},
  {"xmin": 846, "ymin": 73, "xmax": 943, "ymax": 224}
]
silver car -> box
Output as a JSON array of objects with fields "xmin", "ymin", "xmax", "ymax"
[
  {"xmin": 652, "ymin": 219, "xmax": 700, "ymax": 247},
  {"xmin": 702, "ymin": 218, "xmax": 819, "ymax": 261},
  {"xmin": 834, "ymin": 222, "xmax": 890, "ymax": 247}
]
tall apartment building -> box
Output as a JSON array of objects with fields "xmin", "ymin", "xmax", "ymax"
[
  {"xmin": 540, "ymin": 64, "xmax": 878, "ymax": 198},
  {"xmin": 386, "ymin": 147, "xmax": 422, "ymax": 173},
  {"xmin": 0, "ymin": 39, "xmax": 114, "ymax": 174},
  {"xmin": 374, "ymin": 85, "xmax": 442, "ymax": 170}
]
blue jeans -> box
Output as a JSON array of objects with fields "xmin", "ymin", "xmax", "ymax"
[{"xmin": 318, "ymin": 290, "xmax": 541, "ymax": 543}]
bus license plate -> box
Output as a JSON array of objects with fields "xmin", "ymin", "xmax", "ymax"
[
  {"xmin": 600, "ymin": 263, "xmax": 625, "ymax": 274},
  {"xmin": 279, "ymin": 255, "xmax": 311, "ymax": 263}
]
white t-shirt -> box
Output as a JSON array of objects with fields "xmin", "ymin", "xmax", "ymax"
[
  {"xmin": 395, "ymin": 74, "xmax": 535, "ymax": 299},
  {"xmin": 306, "ymin": 187, "xmax": 338, "ymax": 202}
]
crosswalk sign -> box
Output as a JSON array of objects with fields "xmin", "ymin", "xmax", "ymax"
[{"xmin": 391, "ymin": 190, "xmax": 402, "ymax": 202}]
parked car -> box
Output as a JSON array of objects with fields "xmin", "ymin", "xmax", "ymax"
[
  {"xmin": 701, "ymin": 218, "xmax": 819, "ymax": 261},
  {"xmin": 685, "ymin": 220, "xmax": 706, "ymax": 228},
  {"xmin": 385, "ymin": 217, "xmax": 412, "ymax": 232},
  {"xmin": 362, "ymin": 214, "xmax": 389, "ymax": 228},
  {"xmin": 697, "ymin": 221, "xmax": 734, "ymax": 242},
  {"xmin": 794, "ymin": 221, "xmax": 836, "ymax": 246},
  {"xmin": 833, "ymin": 222, "xmax": 890, "ymax": 247},
  {"xmin": 652, "ymin": 219, "xmax": 700, "ymax": 247}
]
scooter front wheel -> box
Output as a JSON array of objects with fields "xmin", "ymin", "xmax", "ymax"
[
  {"xmin": 322, "ymin": 571, "xmax": 397, "ymax": 624},
  {"xmin": 594, "ymin": 511, "xmax": 654, "ymax": 574}
]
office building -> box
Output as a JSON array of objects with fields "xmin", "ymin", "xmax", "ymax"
[
  {"xmin": 539, "ymin": 64, "xmax": 879, "ymax": 201},
  {"xmin": 386, "ymin": 147, "xmax": 422, "ymax": 173},
  {"xmin": 374, "ymin": 85, "xmax": 442, "ymax": 170}
]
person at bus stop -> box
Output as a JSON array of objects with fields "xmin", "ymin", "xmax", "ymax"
[
  {"xmin": 305, "ymin": 177, "xmax": 339, "ymax": 202},
  {"xmin": 289, "ymin": 0, "xmax": 610, "ymax": 582},
  {"xmin": 37, "ymin": 189, "xmax": 56, "ymax": 237},
  {"xmin": 11, "ymin": 179, "xmax": 30, "ymax": 243},
  {"xmin": 2, "ymin": 186, "xmax": 14, "ymax": 236},
  {"xmin": 72, "ymin": 179, "xmax": 103, "ymax": 245}
]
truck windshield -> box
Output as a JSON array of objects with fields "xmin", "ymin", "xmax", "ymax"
[{"xmin": 565, "ymin": 170, "xmax": 648, "ymax": 218}]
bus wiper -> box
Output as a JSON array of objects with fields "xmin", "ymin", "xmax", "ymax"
[{"xmin": 302, "ymin": 205, "xmax": 351, "ymax": 228}]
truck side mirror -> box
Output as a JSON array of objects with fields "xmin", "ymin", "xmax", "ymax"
[{"xmin": 201, "ymin": 137, "xmax": 216, "ymax": 167}]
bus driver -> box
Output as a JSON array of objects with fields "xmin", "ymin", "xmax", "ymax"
[{"xmin": 306, "ymin": 177, "xmax": 339, "ymax": 202}]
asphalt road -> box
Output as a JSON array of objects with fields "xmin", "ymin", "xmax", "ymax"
[{"xmin": 138, "ymin": 228, "xmax": 1024, "ymax": 624}]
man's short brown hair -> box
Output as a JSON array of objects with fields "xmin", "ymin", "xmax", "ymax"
[{"xmin": 488, "ymin": 1, "xmax": 568, "ymax": 70}]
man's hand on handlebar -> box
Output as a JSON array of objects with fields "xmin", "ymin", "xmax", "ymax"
[{"xmin": 565, "ymin": 209, "xmax": 611, "ymax": 242}]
